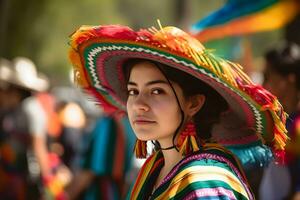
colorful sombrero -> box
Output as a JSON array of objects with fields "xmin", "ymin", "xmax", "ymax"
[{"xmin": 68, "ymin": 23, "xmax": 288, "ymax": 159}]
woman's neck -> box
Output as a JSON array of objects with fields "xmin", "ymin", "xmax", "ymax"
[
  {"xmin": 152, "ymin": 148, "xmax": 182, "ymax": 192},
  {"xmin": 162, "ymin": 148, "xmax": 182, "ymax": 167},
  {"xmin": 157, "ymin": 138, "xmax": 182, "ymax": 169}
]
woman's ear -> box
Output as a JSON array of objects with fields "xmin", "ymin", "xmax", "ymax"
[{"xmin": 186, "ymin": 94, "xmax": 206, "ymax": 117}]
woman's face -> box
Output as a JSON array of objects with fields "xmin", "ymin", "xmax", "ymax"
[{"xmin": 126, "ymin": 61, "xmax": 188, "ymax": 147}]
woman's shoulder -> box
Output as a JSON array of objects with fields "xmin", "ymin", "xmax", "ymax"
[
  {"xmin": 181, "ymin": 143, "xmax": 242, "ymax": 169},
  {"xmin": 178, "ymin": 147, "xmax": 243, "ymax": 184},
  {"xmin": 168, "ymin": 144, "xmax": 253, "ymax": 199}
]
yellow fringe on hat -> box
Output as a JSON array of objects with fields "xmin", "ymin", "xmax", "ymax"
[
  {"xmin": 271, "ymin": 103, "xmax": 289, "ymax": 150},
  {"xmin": 69, "ymin": 49, "xmax": 89, "ymax": 87},
  {"xmin": 148, "ymin": 20, "xmax": 253, "ymax": 88}
]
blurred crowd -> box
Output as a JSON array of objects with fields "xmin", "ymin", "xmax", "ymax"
[
  {"xmin": 259, "ymin": 43, "xmax": 300, "ymax": 200},
  {"xmin": 0, "ymin": 57, "xmax": 137, "ymax": 200},
  {"xmin": 1, "ymin": 42, "xmax": 300, "ymax": 200}
]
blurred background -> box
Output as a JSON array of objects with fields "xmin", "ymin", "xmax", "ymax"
[
  {"xmin": 0, "ymin": 0, "xmax": 224, "ymax": 85},
  {"xmin": 2, "ymin": 0, "xmax": 299, "ymax": 85}
]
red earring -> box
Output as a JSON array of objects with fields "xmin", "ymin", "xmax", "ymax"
[
  {"xmin": 177, "ymin": 122, "xmax": 200, "ymax": 156},
  {"xmin": 134, "ymin": 139, "xmax": 147, "ymax": 158}
]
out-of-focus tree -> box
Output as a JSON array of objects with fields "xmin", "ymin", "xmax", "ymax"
[
  {"xmin": 0, "ymin": 0, "xmax": 129, "ymax": 85},
  {"xmin": 0, "ymin": 0, "xmax": 47, "ymax": 59},
  {"xmin": 0, "ymin": 0, "xmax": 222, "ymax": 85},
  {"xmin": 34, "ymin": 0, "xmax": 129, "ymax": 85}
]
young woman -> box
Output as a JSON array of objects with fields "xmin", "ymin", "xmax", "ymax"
[{"xmin": 69, "ymin": 24, "xmax": 288, "ymax": 199}]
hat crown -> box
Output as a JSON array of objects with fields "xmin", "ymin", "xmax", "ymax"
[
  {"xmin": 13, "ymin": 57, "xmax": 49, "ymax": 92},
  {"xmin": 152, "ymin": 26, "xmax": 205, "ymax": 55},
  {"xmin": 0, "ymin": 57, "xmax": 49, "ymax": 92}
]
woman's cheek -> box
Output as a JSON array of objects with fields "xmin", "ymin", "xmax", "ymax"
[
  {"xmin": 126, "ymin": 101, "xmax": 134, "ymax": 123},
  {"xmin": 152, "ymin": 99, "xmax": 179, "ymax": 119}
]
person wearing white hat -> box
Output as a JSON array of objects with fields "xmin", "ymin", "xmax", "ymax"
[
  {"xmin": 15, "ymin": 57, "xmax": 72, "ymax": 199},
  {"xmin": 0, "ymin": 58, "xmax": 35, "ymax": 199}
]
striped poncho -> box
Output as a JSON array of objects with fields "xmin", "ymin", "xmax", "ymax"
[{"xmin": 130, "ymin": 145, "xmax": 254, "ymax": 200}]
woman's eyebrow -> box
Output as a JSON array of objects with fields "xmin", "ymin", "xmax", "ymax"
[
  {"xmin": 127, "ymin": 81, "xmax": 137, "ymax": 86},
  {"xmin": 127, "ymin": 80, "xmax": 169, "ymax": 86}
]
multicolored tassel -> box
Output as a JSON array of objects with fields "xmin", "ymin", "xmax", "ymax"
[
  {"xmin": 134, "ymin": 139, "xmax": 147, "ymax": 158},
  {"xmin": 177, "ymin": 122, "xmax": 200, "ymax": 156}
]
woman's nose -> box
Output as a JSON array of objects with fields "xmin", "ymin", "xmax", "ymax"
[{"xmin": 132, "ymin": 94, "xmax": 150, "ymax": 112}]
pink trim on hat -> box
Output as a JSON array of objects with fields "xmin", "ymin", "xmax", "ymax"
[
  {"xmin": 95, "ymin": 51, "xmax": 126, "ymax": 107},
  {"xmin": 94, "ymin": 49, "xmax": 255, "ymax": 127},
  {"xmin": 96, "ymin": 53, "xmax": 110, "ymax": 87}
]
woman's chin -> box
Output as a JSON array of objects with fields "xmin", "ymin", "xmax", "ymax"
[
  {"xmin": 135, "ymin": 135, "xmax": 154, "ymax": 141},
  {"xmin": 134, "ymin": 126, "xmax": 154, "ymax": 136},
  {"xmin": 134, "ymin": 131, "xmax": 155, "ymax": 141}
]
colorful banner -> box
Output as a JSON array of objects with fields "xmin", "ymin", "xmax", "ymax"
[{"xmin": 191, "ymin": 0, "xmax": 300, "ymax": 42}]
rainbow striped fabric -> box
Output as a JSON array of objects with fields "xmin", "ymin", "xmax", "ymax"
[
  {"xmin": 130, "ymin": 145, "xmax": 254, "ymax": 200},
  {"xmin": 191, "ymin": 0, "xmax": 300, "ymax": 42}
]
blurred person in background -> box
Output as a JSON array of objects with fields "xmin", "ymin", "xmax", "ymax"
[
  {"xmin": 65, "ymin": 114, "xmax": 136, "ymax": 200},
  {"xmin": 0, "ymin": 58, "xmax": 38, "ymax": 199},
  {"xmin": 15, "ymin": 57, "xmax": 71, "ymax": 199},
  {"xmin": 260, "ymin": 43, "xmax": 300, "ymax": 200},
  {"xmin": 57, "ymin": 100, "xmax": 86, "ymax": 172}
]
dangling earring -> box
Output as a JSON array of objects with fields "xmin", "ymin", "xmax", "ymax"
[
  {"xmin": 134, "ymin": 139, "xmax": 147, "ymax": 158},
  {"xmin": 177, "ymin": 121, "xmax": 200, "ymax": 156}
]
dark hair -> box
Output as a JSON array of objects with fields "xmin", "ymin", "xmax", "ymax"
[
  {"xmin": 123, "ymin": 58, "xmax": 228, "ymax": 141},
  {"xmin": 265, "ymin": 43, "xmax": 300, "ymax": 89}
]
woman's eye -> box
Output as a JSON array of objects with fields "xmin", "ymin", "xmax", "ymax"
[
  {"xmin": 127, "ymin": 89, "xmax": 138, "ymax": 96},
  {"xmin": 152, "ymin": 89, "xmax": 164, "ymax": 95}
]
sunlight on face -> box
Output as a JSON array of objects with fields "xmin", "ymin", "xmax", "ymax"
[{"xmin": 126, "ymin": 61, "xmax": 186, "ymax": 147}]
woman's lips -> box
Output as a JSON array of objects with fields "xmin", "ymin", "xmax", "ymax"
[{"xmin": 133, "ymin": 119, "xmax": 156, "ymax": 125}]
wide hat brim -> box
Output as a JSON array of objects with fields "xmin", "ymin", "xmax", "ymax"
[
  {"xmin": 0, "ymin": 57, "xmax": 49, "ymax": 92},
  {"xmin": 69, "ymin": 25, "xmax": 287, "ymax": 157}
]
